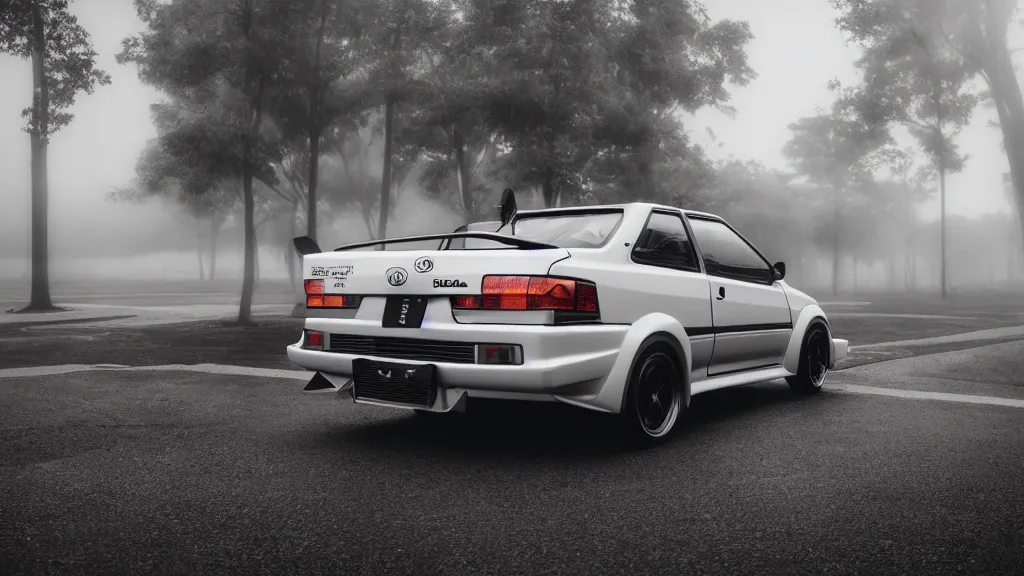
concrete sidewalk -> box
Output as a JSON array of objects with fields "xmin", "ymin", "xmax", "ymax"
[{"xmin": 0, "ymin": 303, "xmax": 295, "ymax": 328}]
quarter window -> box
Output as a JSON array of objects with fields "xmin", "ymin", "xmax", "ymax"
[
  {"xmin": 631, "ymin": 212, "xmax": 700, "ymax": 272},
  {"xmin": 687, "ymin": 218, "xmax": 773, "ymax": 283}
]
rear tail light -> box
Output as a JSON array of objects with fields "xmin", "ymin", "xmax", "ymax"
[
  {"xmin": 304, "ymin": 330, "xmax": 324, "ymax": 350},
  {"xmin": 475, "ymin": 344, "xmax": 523, "ymax": 365},
  {"xmin": 451, "ymin": 275, "xmax": 600, "ymax": 320},
  {"xmin": 304, "ymin": 279, "xmax": 361, "ymax": 309}
]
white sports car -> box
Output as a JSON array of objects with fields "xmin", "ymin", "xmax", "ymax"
[{"xmin": 287, "ymin": 191, "xmax": 849, "ymax": 444}]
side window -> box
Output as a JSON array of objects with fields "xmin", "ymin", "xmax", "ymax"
[
  {"xmin": 631, "ymin": 212, "xmax": 700, "ymax": 272},
  {"xmin": 686, "ymin": 218, "xmax": 773, "ymax": 284}
]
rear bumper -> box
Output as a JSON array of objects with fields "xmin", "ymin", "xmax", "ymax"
[
  {"xmin": 831, "ymin": 338, "xmax": 849, "ymax": 366},
  {"xmin": 287, "ymin": 319, "xmax": 630, "ymax": 408}
]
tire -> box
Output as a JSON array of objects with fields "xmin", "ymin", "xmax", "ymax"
[
  {"xmin": 786, "ymin": 322, "xmax": 831, "ymax": 394},
  {"xmin": 618, "ymin": 342, "xmax": 685, "ymax": 447}
]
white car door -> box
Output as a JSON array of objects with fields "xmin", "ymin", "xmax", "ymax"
[
  {"xmin": 685, "ymin": 215, "xmax": 793, "ymax": 377},
  {"xmin": 626, "ymin": 209, "xmax": 715, "ymax": 377}
]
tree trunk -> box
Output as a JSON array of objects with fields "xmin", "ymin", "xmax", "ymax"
[
  {"xmin": 939, "ymin": 163, "xmax": 947, "ymax": 299},
  {"xmin": 238, "ymin": 80, "xmax": 266, "ymax": 325},
  {"xmin": 982, "ymin": 35, "xmax": 1024, "ymax": 257},
  {"xmin": 254, "ymin": 233, "xmax": 261, "ymax": 287},
  {"xmin": 25, "ymin": 1, "xmax": 54, "ymax": 311},
  {"xmin": 209, "ymin": 214, "xmax": 221, "ymax": 281},
  {"xmin": 287, "ymin": 204, "xmax": 298, "ymax": 297},
  {"xmin": 453, "ymin": 126, "xmax": 472, "ymax": 223},
  {"xmin": 307, "ymin": 129, "xmax": 320, "ymax": 241},
  {"xmin": 911, "ymin": 253, "xmax": 917, "ymax": 290},
  {"xmin": 197, "ymin": 219, "xmax": 205, "ymax": 281},
  {"xmin": 831, "ymin": 203, "xmax": 841, "ymax": 296},
  {"xmin": 904, "ymin": 245, "xmax": 911, "ymax": 291},
  {"xmin": 306, "ymin": 1, "xmax": 327, "ymax": 243},
  {"xmin": 239, "ymin": 173, "xmax": 256, "ymax": 323},
  {"xmin": 377, "ymin": 95, "xmax": 395, "ymax": 242},
  {"xmin": 542, "ymin": 168, "xmax": 557, "ymax": 208}
]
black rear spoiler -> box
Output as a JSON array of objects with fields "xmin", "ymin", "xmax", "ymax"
[
  {"xmin": 293, "ymin": 236, "xmax": 322, "ymax": 256},
  {"xmin": 333, "ymin": 232, "xmax": 557, "ymax": 252}
]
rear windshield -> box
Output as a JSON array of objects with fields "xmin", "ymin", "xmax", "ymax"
[{"xmin": 511, "ymin": 211, "xmax": 623, "ymax": 248}]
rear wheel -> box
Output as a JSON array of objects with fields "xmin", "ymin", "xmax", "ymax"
[
  {"xmin": 619, "ymin": 344, "xmax": 684, "ymax": 447},
  {"xmin": 786, "ymin": 323, "xmax": 831, "ymax": 394}
]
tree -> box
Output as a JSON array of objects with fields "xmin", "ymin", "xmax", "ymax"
[
  {"xmin": 108, "ymin": 138, "xmax": 239, "ymax": 281},
  {"xmin": 0, "ymin": 0, "xmax": 111, "ymax": 311},
  {"xmin": 594, "ymin": 0, "xmax": 754, "ymax": 203},
  {"xmin": 478, "ymin": 0, "xmax": 620, "ymax": 208},
  {"xmin": 396, "ymin": 1, "xmax": 501, "ymax": 223},
  {"xmin": 783, "ymin": 87, "xmax": 892, "ymax": 294},
  {"xmin": 833, "ymin": 0, "xmax": 1024, "ymax": 258},
  {"xmin": 359, "ymin": 0, "xmax": 450, "ymax": 239},
  {"xmin": 119, "ymin": 0, "xmax": 295, "ymax": 324},
  {"xmin": 845, "ymin": 4, "xmax": 979, "ymax": 297},
  {"xmin": 271, "ymin": 0, "xmax": 376, "ymax": 243}
]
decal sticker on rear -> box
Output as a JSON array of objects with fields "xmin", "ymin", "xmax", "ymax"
[
  {"xmin": 433, "ymin": 278, "xmax": 468, "ymax": 288},
  {"xmin": 328, "ymin": 265, "xmax": 354, "ymax": 278},
  {"xmin": 310, "ymin": 265, "xmax": 354, "ymax": 278},
  {"xmin": 414, "ymin": 257, "xmax": 433, "ymax": 273},
  {"xmin": 386, "ymin": 267, "xmax": 408, "ymax": 287}
]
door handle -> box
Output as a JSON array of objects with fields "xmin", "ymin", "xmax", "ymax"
[{"xmin": 716, "ymin": 286, "xmax": 725, "ymax": 300}]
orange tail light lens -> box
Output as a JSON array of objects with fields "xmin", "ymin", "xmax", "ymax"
[{"xmin": 304, "ymin": 279, "xmax": 360, "ymax": 309}]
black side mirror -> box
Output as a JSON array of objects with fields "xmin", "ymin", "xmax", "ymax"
[
  {"xmin": 498, "ymin": 188, "xmax": 518, "ymax": 227},
  {"xmin": 772, "ymin": 261, "xmax": 786, "ymax": 281}
]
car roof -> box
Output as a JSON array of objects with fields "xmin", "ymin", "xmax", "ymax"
[{"xmin": 512, "ymin": 202, "xmax": 723, "ymax": 221}]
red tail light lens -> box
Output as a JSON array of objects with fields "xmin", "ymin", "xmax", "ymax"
[
  {"xmin": 304, "ymin": 330, "xmax": 323, "ymax": 349},
  {"xmin": 576, "ymin": 282, "xmax": 598, "ymax": 313},
  {"xmin": 305, "ymin": 279, "xmax": 360, "ymax": 309},
  {"xmin": 453, "ymin": 276, "xmax": 599, "ymax": 315}
]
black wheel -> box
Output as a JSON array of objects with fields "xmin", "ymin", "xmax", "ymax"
[
  {"xmin": 786, "ymin": 323, "xmax": 831, "ymax": 394},
  {"xmin": 618, "ymin": 343, "xmax": 684, "ymax": 447}
]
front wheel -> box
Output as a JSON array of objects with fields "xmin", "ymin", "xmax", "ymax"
[
  {"xmin": 618, "ymin": 344, "xmax": 684, "ymax": 447},
  {"xmin": 786, "ymin": 322, "xmax": 831, "ymax": 394}
]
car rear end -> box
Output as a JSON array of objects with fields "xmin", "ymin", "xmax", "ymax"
[{"xmin": 287, "ymin": 223, "xmax": 631, "ymax": 412}]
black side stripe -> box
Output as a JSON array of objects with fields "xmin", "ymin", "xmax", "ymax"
[
  {"xmin": 686, "ymin": 323, "xmax": 793, "ymax": 337},
  {"xmin": 708, "ymin": 363, "xmax": 781, "ymax": 377}
]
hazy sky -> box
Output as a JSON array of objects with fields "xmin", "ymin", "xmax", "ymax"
[{"xmin": 0, "ymin": 0, "xmax": 1016, "ymax": 242}]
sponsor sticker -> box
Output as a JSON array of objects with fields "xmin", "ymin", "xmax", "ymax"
[
  {"xmin": 310, "ymin": 264, "xmax": 354, "ymax": 278},
  {"xmin": 433, "ymin": 278, "xmax": 468, "ymax": 288}
]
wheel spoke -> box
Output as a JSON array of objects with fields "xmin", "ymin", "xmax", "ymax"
[{"xmin": 635, "ymin": 354, "xmax": 678, "ymax": 435}]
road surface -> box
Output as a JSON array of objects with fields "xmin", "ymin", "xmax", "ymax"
[{"xmin": 2, "ymin": 341, "xmax": 1023, "ymax": 575}]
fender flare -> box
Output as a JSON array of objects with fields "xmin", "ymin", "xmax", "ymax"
[
  {"xmin": 782, "ymin": 305, "xmax": 835, "ymax": 373},
  {"xmin": 588, "ymin": 313, "xmax": 692, "ymax": 414}
]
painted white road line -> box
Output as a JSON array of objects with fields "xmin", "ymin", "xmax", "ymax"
[
  {"xmin": 0, "ymin": 363, "xmax": 310, "ymax": 381},
  {"xmin": 3, "ymin": 363, "xmax": 1024, "ymax": 409},
  {"xmin": 824, "ymin": 383, "xmax": 1024, "ymax": 409},
  {"xmin": 850, "ymin": 325, "xmax": 1024, "ymax": 350}
]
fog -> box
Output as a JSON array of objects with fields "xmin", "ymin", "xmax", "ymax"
[{"xmin": 1, "ymin": 0, "xmax": 1023, "ymax": 298}]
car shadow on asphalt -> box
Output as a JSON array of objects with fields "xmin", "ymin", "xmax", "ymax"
[{"xmin": 314, "ymin": 381, "xmax": 821, "ymax": 462}]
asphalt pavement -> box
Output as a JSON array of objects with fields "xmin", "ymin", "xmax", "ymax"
[{"xmin": 2, "ymin": 343, "xmax": 1024, "ymax": 575}]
